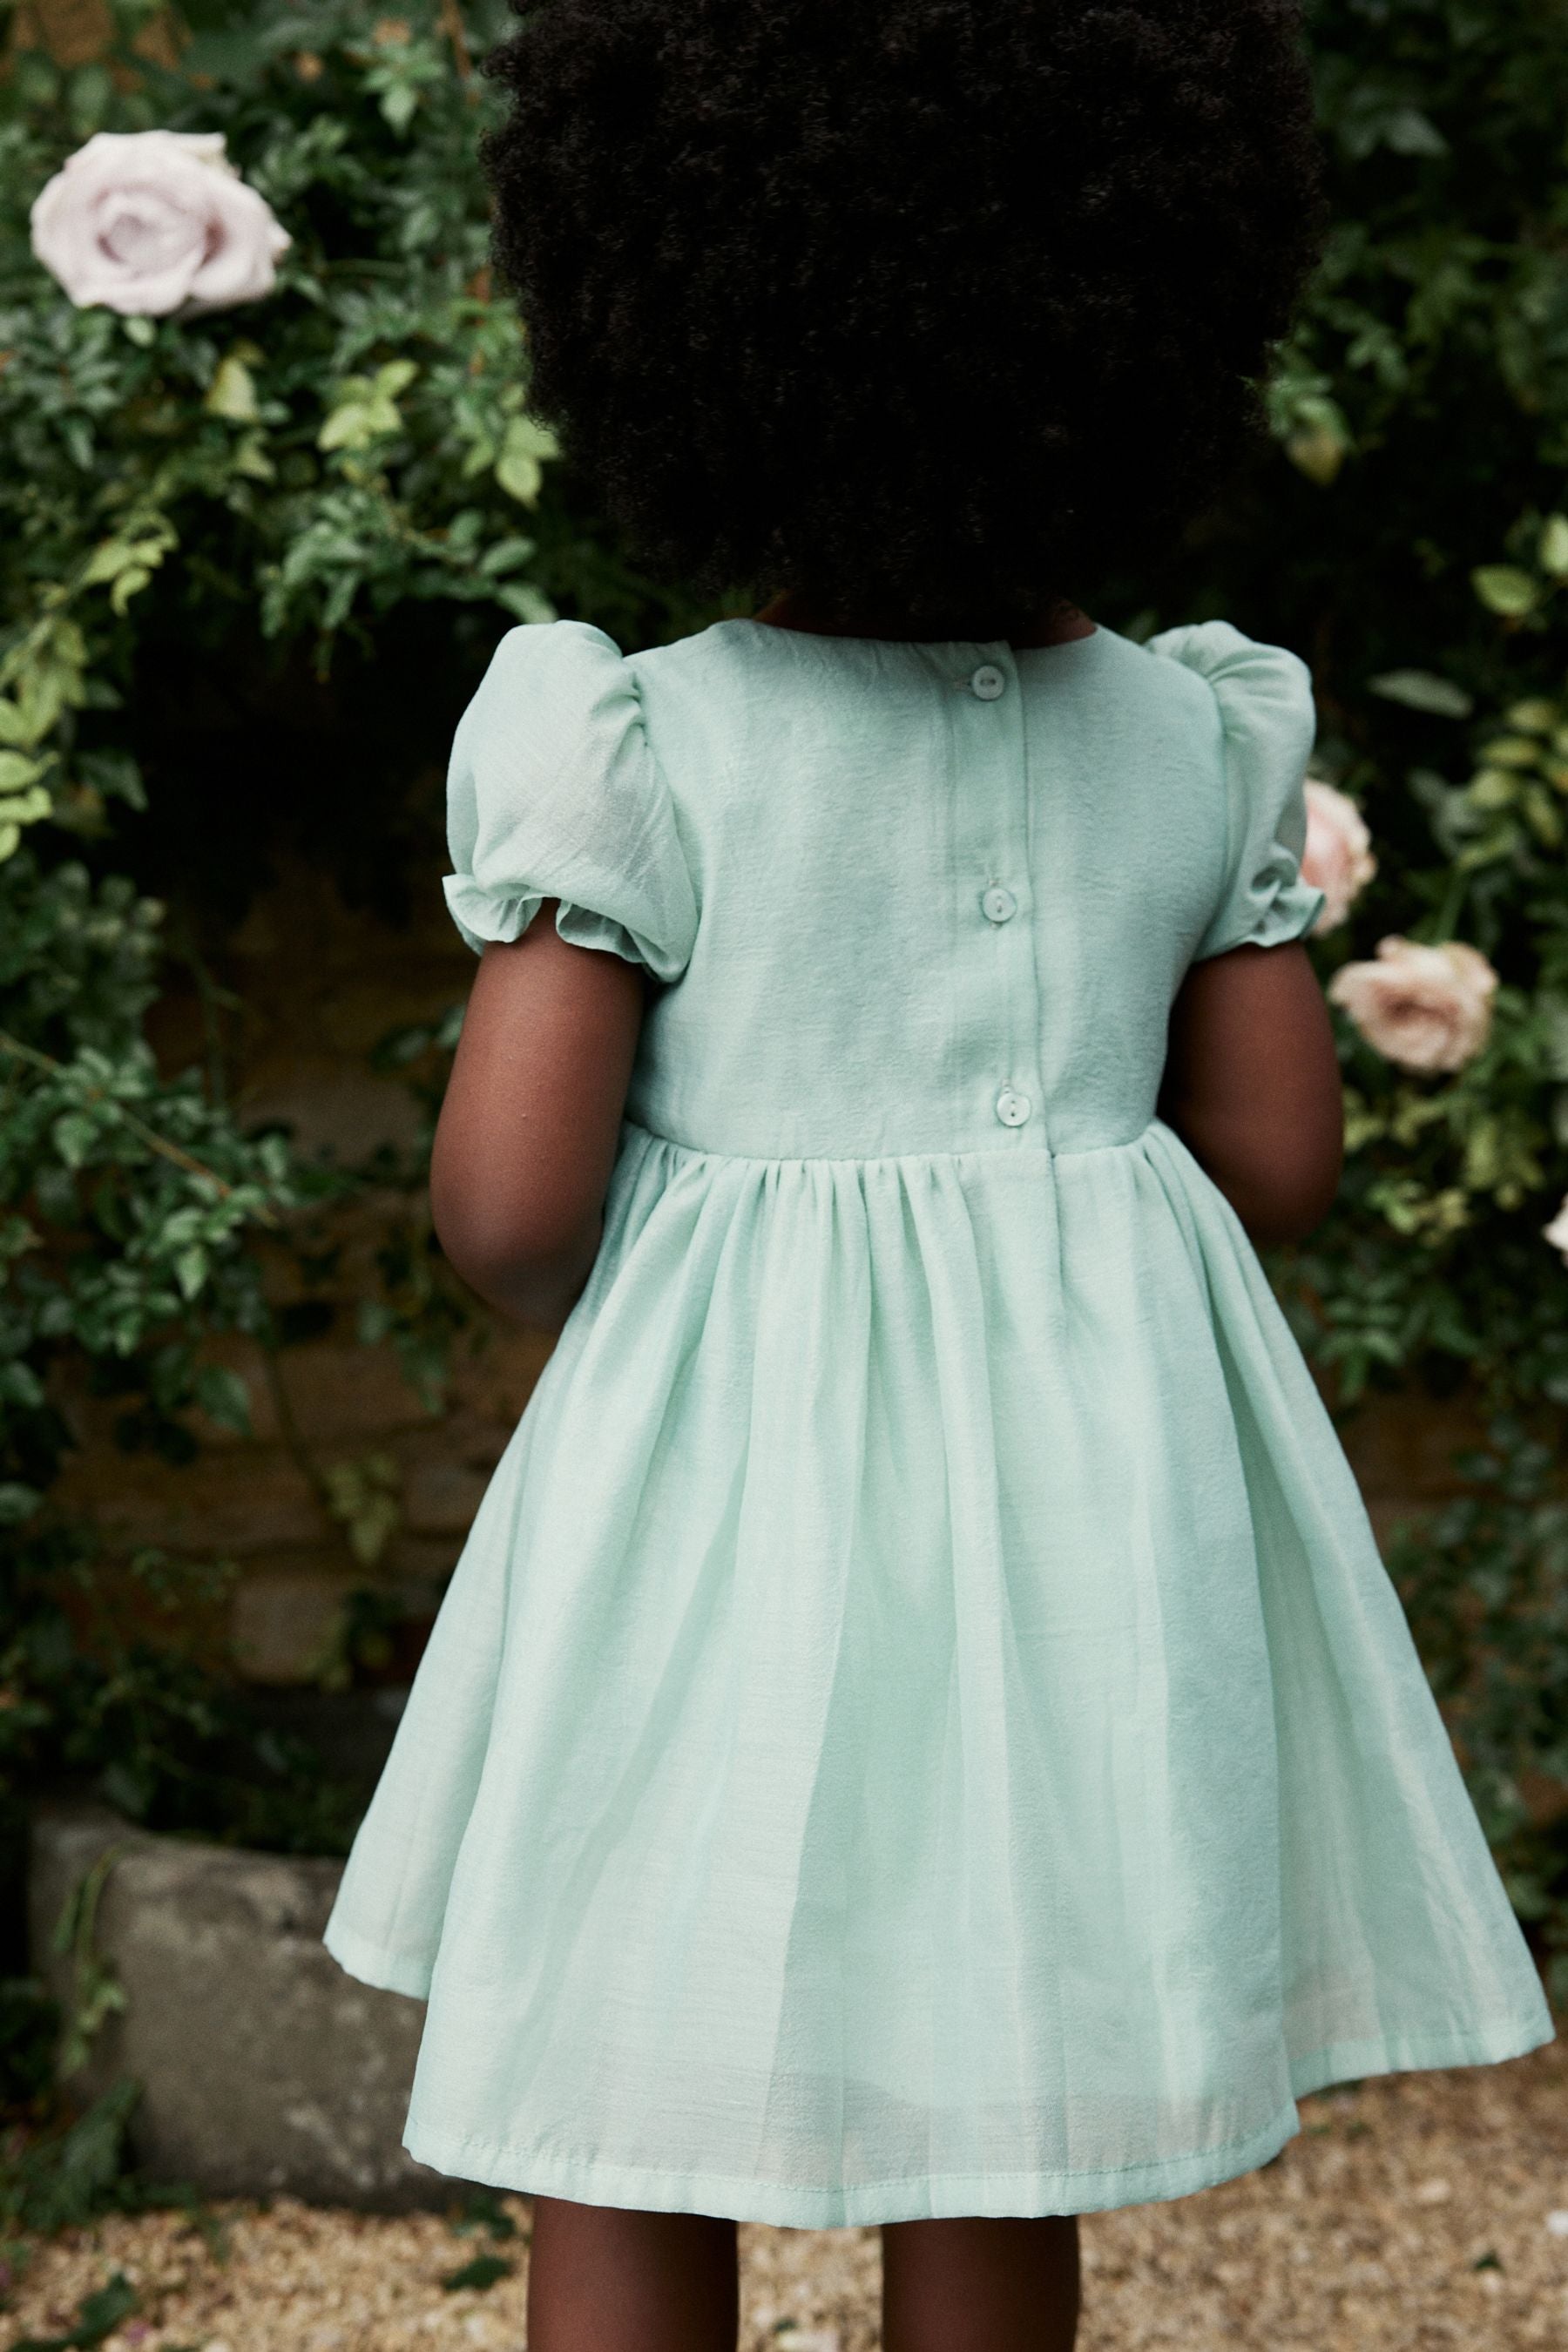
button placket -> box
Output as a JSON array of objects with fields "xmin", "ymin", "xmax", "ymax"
[{"xmin": 947, "ymin": 643, "xmax": 1044, "ymax": 1146}]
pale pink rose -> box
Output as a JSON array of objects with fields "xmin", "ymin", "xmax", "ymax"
[
  {"xmin": 1302, "ymin": 780, "xmax": 1376, "ymax": 934},
  {"xmin": 1328, "ymin": 936, "xmax": 1497, "ymax": 1072},
  {"xmin": 1544, "ymin": 1196, "xmax": 1568, "ymax": 1265},
  {"xmin": 30, "ymin": 131, "xmax": 289, "ymax": 318}
]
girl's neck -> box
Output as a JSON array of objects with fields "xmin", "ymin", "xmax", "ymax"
[{"xmin": 751, "ymin": 588, "xmax": 1097, "ymax": 650}]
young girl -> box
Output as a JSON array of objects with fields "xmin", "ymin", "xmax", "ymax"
[{"xmin": 324, "ymin": 3, "xmax": 1555, "ymax": 2345}]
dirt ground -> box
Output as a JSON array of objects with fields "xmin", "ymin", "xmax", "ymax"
[{"xmin": 3, "ymin": 2038, "xmax": 1566, "ymax": 2351}]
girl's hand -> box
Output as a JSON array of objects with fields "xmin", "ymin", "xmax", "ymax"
[
  {"xmin": 430, "ymin": 902, "xmax": 647, "ymax": 1329},
  {"xmin": 1158, "ymin": 942, "xmax": 1343, "ymax": 1246}
]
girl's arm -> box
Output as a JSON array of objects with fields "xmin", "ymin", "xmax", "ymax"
[
  {"xmin": 430, "ymin": 902, "xmax": 646, "ymax": 1329},
  {"xmin": 1158, "ymin": 940, "xmax": 1343, "ymax": 1246}
]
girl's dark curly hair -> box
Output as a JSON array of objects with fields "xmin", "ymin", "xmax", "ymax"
[{"xmin": 483, "ymin": 0, "xmax": 1325, "ymax": 634}]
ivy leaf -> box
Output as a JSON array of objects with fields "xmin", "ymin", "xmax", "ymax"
[
  {"xmin": 1472, "ymin": 565, "xmax": 1539, "ymax": 618},
  {"xmin": 448, "ymin": 2188, "xmax": 519, "ymax": 2241},
  {"xmin": 1538, "ymin": 997, "xmax": 1568, "ymax": 1081},
  {"xmin": 206, "ymin": 353, "xmax": 261, "ymax": 422},
  {"xmin": 51, "ymin": 1112, "xmax": 98, "ymax": 1169},
  {"xmin": 323, "ymin": 1450, "xmax": 402, "ymax": 1566},
  {"xmin": 1285, "ymin": 422, "xmax": 1348, "ymax": 486},
  {"xmin": 1369, "ymin": 670, "xmax": 1473, "ymax": 718},
  {"xmin": 7, "ymin": 2269, "xmax": 139, "ymax": 2351},
  {"xmin": 0, "ymin": 1482, "xmax": 44, "ymax": 1526},
  {"xmin": 319, "ymin": 361, "xmax": 419, "ymax": 452},
  {"xmin": 441, "ymin": 2254, "xmax": 515, "ymax": 2293},
  {"xmin": 194, "ymin": 1363, "xmax": 253, "ymax": 1436},
  {"xmin": 496, "ymin": 415, "xmax": 558, "ymax": 506},
  {"xmin": 0, "ymin": 698, "xmax": 42, "ymax": 748},
  {"xmin": 172, "ymin": 1245, "xmax": 210, "ymax": 1301},
  {"xmin": 1379, "ymin": 105, "xmax": 1449, "ymax": 157}
]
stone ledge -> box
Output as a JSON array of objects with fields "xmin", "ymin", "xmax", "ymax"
[{"xmin": 27, "ymin": 1799, "xmax": 468, "ymax": 2210}]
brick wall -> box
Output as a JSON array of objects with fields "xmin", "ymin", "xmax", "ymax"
[{"xmin": 53, "ymin": 855, "xmax": 553, "ymax": 1683}]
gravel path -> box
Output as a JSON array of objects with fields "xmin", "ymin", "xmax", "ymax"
[{"xmin": 4, "ymin": 2038, "xmax": 1565, "ymax": 2350}]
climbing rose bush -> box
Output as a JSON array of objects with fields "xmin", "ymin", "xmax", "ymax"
[
  {"xmin": 1301, "ymin": 780, "xmax": 1376, "ymax": 934},
  {"xmin": 1328, "ymin": 936, "xmax": 1499, "ymax": 1074},
  {"xmin": 30, "ymin": 130, "xmax": 290, "ymax": 316}
]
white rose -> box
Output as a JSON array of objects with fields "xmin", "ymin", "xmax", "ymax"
[
  {"xmin": 1302, "ymin": 780, "xmax": 1376, "ymax": 934},
  {"xmin": 1544, "ymin": 1195, "xmax": 1568, "ymax": 1265},
  {"xmin": 1327, "ymin": 936, "xmax": 1497, "ymax": 1073},
  {"xmin": 30, "ymin": 131, "xmax": 289, "ymax": 318}
]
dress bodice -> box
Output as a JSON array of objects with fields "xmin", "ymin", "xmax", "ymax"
[{"xmin": 443, "ymin": 613, "xmax": 1323, "ymax": 1161}]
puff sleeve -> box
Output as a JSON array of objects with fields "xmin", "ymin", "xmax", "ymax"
[
  {"xmin": 1147, "ymin": 619, "xmax": 1325, "ymax": 962},
  {"xmin": 443, "ymin": 620, "xmax": 700, "ymax": 983}
]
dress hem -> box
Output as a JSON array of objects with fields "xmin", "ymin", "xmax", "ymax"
[
  {"xmin": 317, "ymin": 1909, "xmax": 1553, "ymax": 2226},
  {"xmin": 400, "ymin": 2104, "xmax": 1306, "ymax": 2227},
  {"xmin": 321, "ymin": 1917, "xmax": 434, "ymax": 2003},
  {"xmin": 400, "ymin": 2004, "xmax": 1552, "ymax": 2226}
]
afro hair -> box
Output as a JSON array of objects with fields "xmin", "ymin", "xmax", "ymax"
[{"xmin": 482, "ymin": 0, "xmax": 1325, "ymax": 634}]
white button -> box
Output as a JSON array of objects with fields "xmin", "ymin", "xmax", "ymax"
[
  {"xmin": 970, "ymin": 663, "xmax": 1006, "ymax": 700},
  {"xmin": 995, "ymin": 1086, "xmax": 1031, "ymax": 1127},
  {"xmin": 981, "ymin": 883, "xmax": 1017, "ymax": 923}
]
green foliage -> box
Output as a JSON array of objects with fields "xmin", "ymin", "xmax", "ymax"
[
  {"xmin": 8, "ymin": 2268, "xmax": 139, "ymax": 2352},
  {"xmin": 447, "ymin": 2187, "xmax": 520, "ymax": 2242},
  {"xmin": 1, "ymin": 2080, "xmax": 140, "ymax": 2238},
  {"xmin": 441, "ymin": 2254, "xmax": 515, "ymax": 2294},
  {"xmin": 0, "ymin": 3, "xmax": 564, "ymax": 1906},
  {"xmin": 1254, "ymin": 0, "xmax": 1568, "ymax": 1997}
]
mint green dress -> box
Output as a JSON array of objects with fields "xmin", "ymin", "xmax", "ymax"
[{"xmin": 323, "ymin": 615, "xmax": 1553, "ymax": 2227}]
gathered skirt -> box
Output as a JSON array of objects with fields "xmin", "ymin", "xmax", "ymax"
[{"xmin": 323, "ymin": 1115, "xmax": 1553, "ymax": 2225}]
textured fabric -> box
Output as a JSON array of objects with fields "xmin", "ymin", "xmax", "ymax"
[{"xmin": 323, "ymin": 614, "xmax": 1553, "ymax": 2226}]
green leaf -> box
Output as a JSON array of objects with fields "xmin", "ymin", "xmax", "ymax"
[
  {"xmin": 448, "ymin": 2188, "xmax": 519, "ymax": 2240},
  {"xmin": 382, "ymin": 81, "xmax": 421, "ymax": 132},
  {"xmin": 1471, "ymin": 564, "xmax": 1539, "ymax": 618},
  {"xmin": 0, "ymin": 787, "xmax": 52, "ymax": 829},
  {"xmin": 1538, "ymin": 516, "xmax": 1568, "ymax": 578},
  {"xmin": 1482, "ymin": 734, "xmax": 1543, "ymax": 769},
  {"xmin": 1379, "ymin": 105, "xmax": 1448, "ymax": 157},
  {"xmin": 173, "ymin": 1246, "xmax": 210, "ymax": 1301},
  {"xmin": 194, "ymin": 1363, "xmax": 253, "ymax": 1436},
  {"xmin": 441, "ymin": 2254, "xmax": 515, "ymax": 2293},
  {"xmin": 318, "ymin": 368, "xmax": 418, "ymax": 453},
  {"xmin": 1368, "ymin": 669, "xmax": 1473, "ymax": 719},
  {"xmin": 51, "ymin": 1112, "xmax": 98, "ymax": 1170},
  {"xmin": 496, "ymin": 415, "xmax": 558, "ymax": 505},
  {"xmin": 8, "ymin": 2268, "xmax": 138, "ymax": 2350},
  {"xmin": 206, "ymin": 354, "xmax": 261, "ymax": 422},
  {"xmin": 67, "ymin": 62, "xmax": 115, "ymax": 139},
  {"xmin": 323, "ymin": 1451, "xmax": 402, "ymax": 1567},
  {"xmin": 0, "ymin": 699, "xmax": 43, "ymax": 748},
  {"xmin": 1506, "ymin": 698, "xmax": 1560, "ymax": 733}
]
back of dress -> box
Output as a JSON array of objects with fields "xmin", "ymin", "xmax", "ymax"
[
  {"xmin": 446, "ymin": 615, "xmax": 1322, "ymax": 1159},
  {"xmin": 325, "ymin": 612, "xmax": 1552, "ymax": 2231}
]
